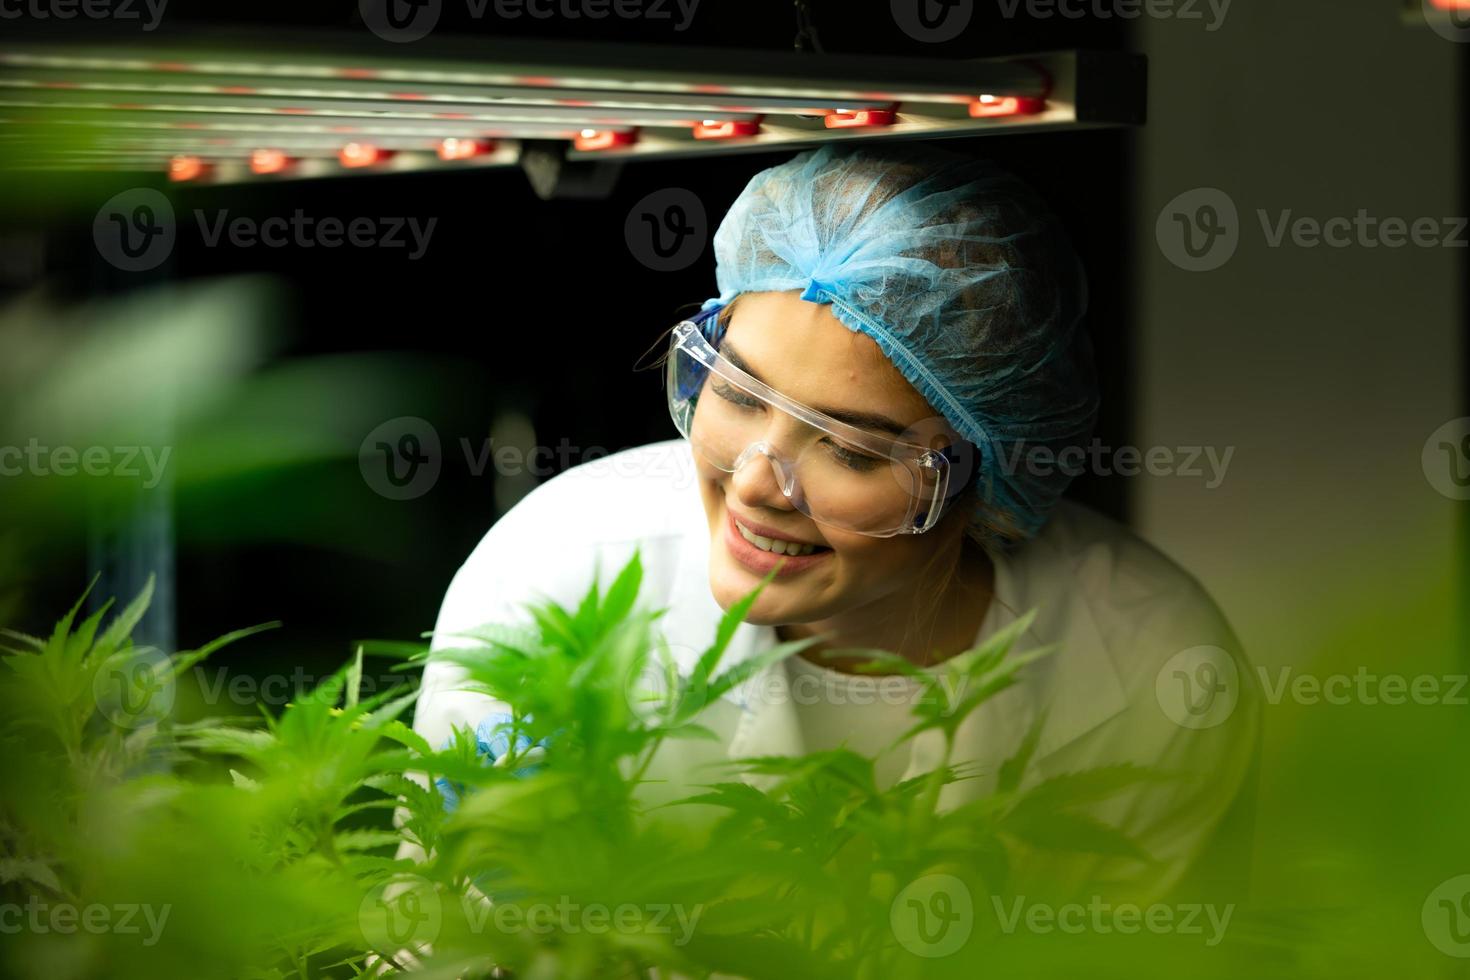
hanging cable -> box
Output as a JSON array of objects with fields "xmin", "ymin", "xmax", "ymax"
[{"xmin": 793, "ymin": 0, "xmax": 826, "ymax": 53}]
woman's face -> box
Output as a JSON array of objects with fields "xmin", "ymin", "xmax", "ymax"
[{"xmin": 695, "ymin": 290, "xmax": 971, "ymax": 626}]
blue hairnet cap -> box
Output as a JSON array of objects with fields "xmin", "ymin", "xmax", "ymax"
[{"xmin": 702, "ymin": 142, "xmax": 1098, "ymax": 544}]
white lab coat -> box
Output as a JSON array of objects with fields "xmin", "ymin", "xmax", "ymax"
[{"xmin": 412, "ymin": 438, "xmax": 1259, "ymax": 902}]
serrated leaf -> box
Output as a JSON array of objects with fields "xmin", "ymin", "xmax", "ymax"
[
  {"xmin": 333, "ymin": 829, "xmax": 403, "ymax": 852},
  {"xmin": 0, "ymin": 858, "xmax": 64, "ymax": 894},
  {"xmin": 997, "ymin": 709, "xmax": 1047, "ymax": 795},
  {"xmin": 90, "ymin": 573, "xmax": 155, "ymax": 662},
  {"xmin": 229, "ymin": 768, "xmax": 260, "ymax": 790},
  {"xmin": 598, "ymin": 550, "xmax": 643, "ymax": 628},
  {"xmin": 1001, "ymin": 809, "xmax": 1154, "ymax": 862}
]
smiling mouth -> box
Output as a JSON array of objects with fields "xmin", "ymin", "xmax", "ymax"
[{"xmin": 732, "ymin": 517, "xmax": 830, "ymax": 556}]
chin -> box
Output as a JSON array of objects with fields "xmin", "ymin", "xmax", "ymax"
[{"xmin": 707, "ymin": 551, "xmax": 842, "ymax": 628}]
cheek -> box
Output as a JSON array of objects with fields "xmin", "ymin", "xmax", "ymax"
[
  {"xmin": 695, "ymin": 461, "xmax": 725, "ymax": 515},
  {"xmin": 824, "ymin": 532, "xmax": 930, "ymax": 587}
]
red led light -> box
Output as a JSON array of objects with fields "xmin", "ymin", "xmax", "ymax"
[
  {"xmin": 1429, "ymin": 0, "xmax": 1470, "ymax": 8},
  {"xmin": 250, "ymin": 149, "xmax": 292, "ymax": 175},
  {"xmin": 437, "ymin": 137, "xmax": 497, "ymax": 161},
  {"xmin": 339, "ymin": 142, "xmax": 390, "ymax": 168},
  {"xmin": 823, "ymin": 108, "xmax": 897, "ymax": 129},
  {"xmin": 168, "ymin": 155, "xmax": 207, "ymax": 182},
  {"xmin": 574, "ymin": 129, "xmax": 636, "ymax": 151},
  {"xmin": 968, "ymin": 95, "xmax": 1047, "ymax": 118},
  {"xmin": 693, "ymin": 118, "xmax": 762, "ymax": 140}
]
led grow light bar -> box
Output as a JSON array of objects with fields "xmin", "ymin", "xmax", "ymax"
[{"xmin": 0, "ymin": 31, "xmax": 1145, "ymax": 187}]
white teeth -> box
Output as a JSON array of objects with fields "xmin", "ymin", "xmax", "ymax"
[{"xmin": 736, "ymin": 519, "xmax": 818, "ymax": 556}]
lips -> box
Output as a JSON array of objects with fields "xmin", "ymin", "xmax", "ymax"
[
  {"xmin": 727, "ymin": 510, "xmax": 826, "ymax": 550},
  {"xmin": 721, "ymin": 508, "xmax": 833, "ymax": 578}
]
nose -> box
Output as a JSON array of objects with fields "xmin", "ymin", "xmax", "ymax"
[{"xmin": 728, "ymin": 444, "xmax": 798, "ymax": 514}]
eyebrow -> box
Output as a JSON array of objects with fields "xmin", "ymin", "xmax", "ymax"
[{"xmin": 719, "ymin": 341, "xmax": 910, "ymax": 438}]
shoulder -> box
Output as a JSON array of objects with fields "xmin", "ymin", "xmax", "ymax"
[
  {"xmin": 1023, "ymin": 499, "xmax": 1246, "ymax": 679},
  {"xmin": 419, "ymin": 440, "xmax": 705, "ymax": 755},
  {"xmin": 1006, "ymin": 501, "xmax": 1261, "ymax": 897},
  {"xmin": 437, "ymin": 439, "xmax": 701, "ymax": 632},
  {"xmin": 1004, "ymin": 496, "xmax": 1261, "ymax": 789},
  {"xmin": 469, "ymin": 438, "xmax": 700, "ymax": 552}
]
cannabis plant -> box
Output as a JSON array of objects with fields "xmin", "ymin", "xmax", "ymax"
[{"xmin": 0, "ymin": 554, "xmax": 1155, "ymax": 980}]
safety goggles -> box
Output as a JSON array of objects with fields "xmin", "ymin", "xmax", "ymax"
[{"xmin": 666, "ymin": 314, "xmax": 962, "ymax": 537}]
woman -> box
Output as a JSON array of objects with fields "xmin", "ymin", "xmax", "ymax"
[{"xmin": 411, "ymin": 142, "xmax": 1259, "ymax": 903}]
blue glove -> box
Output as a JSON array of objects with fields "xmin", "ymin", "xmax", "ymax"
[{"xmin": 435, "ymin": 710, "xmax": 548, "ymax": 813}]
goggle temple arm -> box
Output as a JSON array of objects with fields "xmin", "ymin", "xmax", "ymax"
[
  {"xmin": 691, "ymin": 303, "xmax": 728, "ymax": 348},
  {"xmin": 912, "ymin": 440, "xmax": 976, "ymax": 533}
]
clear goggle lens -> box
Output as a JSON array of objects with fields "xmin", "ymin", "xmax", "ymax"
[{"xmin": 666, "ymin": 317, "xmax": 960, "ymax": 537}]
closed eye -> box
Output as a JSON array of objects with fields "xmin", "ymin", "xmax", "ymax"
[
  {"xmin": 711, "ymin": 379, "xmax": 762, "ymax": 409},
  {"xmin": 825, "ymin": 440, "xmax": 884, "ymax": 472}
]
